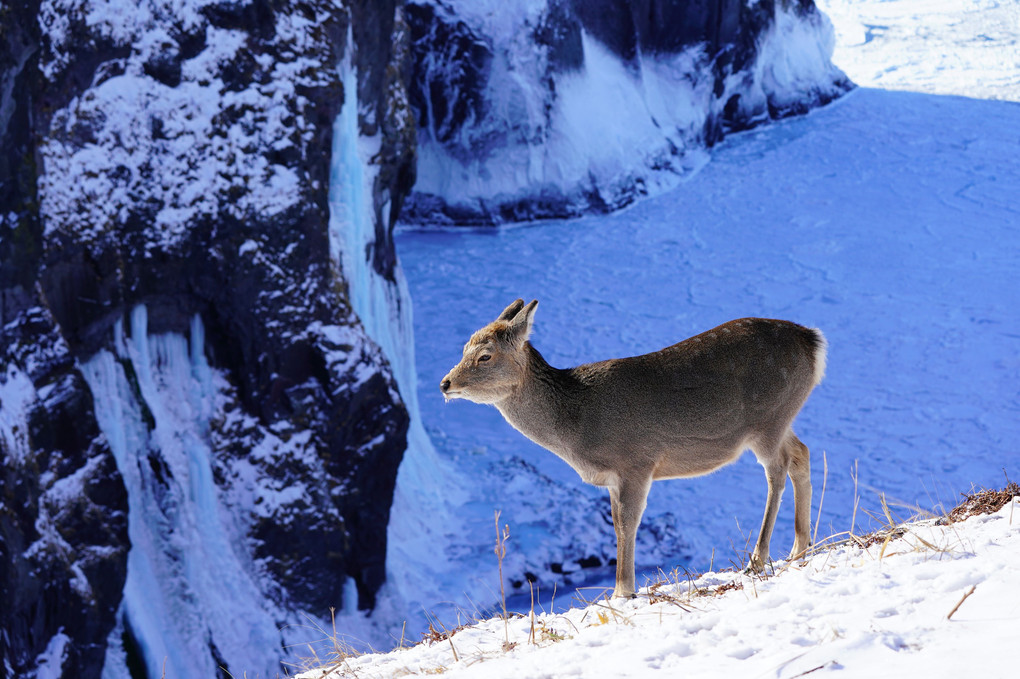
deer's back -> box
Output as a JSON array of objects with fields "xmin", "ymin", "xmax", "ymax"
[{"xmin": 564, "ymin": 318, "xmax": 823, "ymax": 459}]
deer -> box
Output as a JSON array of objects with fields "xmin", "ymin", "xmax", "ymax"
[{"xmin": 440, "ymin": 299, "xmax": 827, "ymax": 599}]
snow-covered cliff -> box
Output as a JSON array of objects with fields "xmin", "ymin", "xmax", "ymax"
[
  {"xmin": 2, "ymin": 1, "xmax": 415, "ymax": 676},
  {"xmin": 403, "ymin": 0, "xmax": 851, "ymax": 225}
]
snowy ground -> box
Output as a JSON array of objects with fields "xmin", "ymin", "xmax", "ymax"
[
  {"xmin": 298, "ymin": 495, "xmax": 1020, "ymax": 678},
  {"xmin": 299, "ymin": 0, "xmax": 1020, "ymax": 669},
  {"xmin": 819, "ymin": 0, "xmax": 1020, "ymax": 101}
]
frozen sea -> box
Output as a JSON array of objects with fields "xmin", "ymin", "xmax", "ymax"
[{"xmin": 391, "ymin": 0, "xmax": 1020, "ymax": 611}]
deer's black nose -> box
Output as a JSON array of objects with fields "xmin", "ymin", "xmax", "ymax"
[{"xmin": 440, "ymin": 379, "xmax": 451, "ymax": 392}]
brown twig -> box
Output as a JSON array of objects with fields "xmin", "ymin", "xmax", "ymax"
[
  {"xmin": 789, "ymin": 662, "xmax": 833, "ymax": 678},
  {"xmin": 946, "ymin": 585, "xmax": 977, "ymax": 621}
]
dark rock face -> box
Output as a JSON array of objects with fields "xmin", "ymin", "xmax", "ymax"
[
  {"xmin": 402, "ymin": 0, "xmax": 853, "ymax": 225},
  {"xmin": 568, "ymin": 0, "xmax": 752, "ymax": 63},
  {"xmin": 3, "ymin": 3, "xmax": 129, "ymax": 676},
  {"xmin": 0, "ymin": 310, "xmax": 130, "ymax": 678},
  {"xmin": 405, "ymin": 3, "xmax": 495, "ymax": 164},
  {"xmin": 2, "ymin": 0, "xmax": 415, "ymax": 676}
]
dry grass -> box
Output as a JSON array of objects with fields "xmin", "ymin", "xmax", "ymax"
[
  {"xmin": 418, "ymin": 620, "xmax": 467, "ymax": 647},
  {"xmin": 944, "ymin": 481, "xmax": 1019, "ymax": 524},
  {"xmin": 641, "ymin": 479, "xmax": 1019, "ymax": 609},
  {"xmin": 284, "ymin": 608, "xmax": 365, "ymax": 678}
]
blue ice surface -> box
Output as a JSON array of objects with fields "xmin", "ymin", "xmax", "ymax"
[{"xmin": 395, "ymin": 87, "xmax": 1020, "ymax": 601}]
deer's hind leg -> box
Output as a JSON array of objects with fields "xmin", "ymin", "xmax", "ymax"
[{"xmin": 784, "ymin": 430, "xmax": 812, "ymax": 561}]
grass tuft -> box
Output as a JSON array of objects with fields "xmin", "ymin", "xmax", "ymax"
[{"xmin": 944, "ymin": 478, "xmax": 1019, "ymax": 524}]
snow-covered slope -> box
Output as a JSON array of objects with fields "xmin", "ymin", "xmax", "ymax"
[
  {"xmin": 819, "ymin": 0, "xmax": 1020, "ymax": 101},
  {"xmin": 299, "ymin": 493, "xmax": 1020, "ymax": 678}
]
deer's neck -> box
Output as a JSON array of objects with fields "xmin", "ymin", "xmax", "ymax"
[{"xmin": 495, "ymin": 343, "xmax": 582, "ymax": 459}]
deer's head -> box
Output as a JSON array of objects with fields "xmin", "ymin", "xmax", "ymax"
[{"xmin": 440, "ymin": 299, "xmax": 538, "ymax": 404}]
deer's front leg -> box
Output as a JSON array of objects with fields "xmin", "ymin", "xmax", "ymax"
[{"xmin": 608, "ymin": 474, "xmax": 652, "ymax": 598}]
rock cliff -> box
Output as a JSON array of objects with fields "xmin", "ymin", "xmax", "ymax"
[{"xmin": 1, "ymin": 1, "xmax": 413, "ymax": 676}]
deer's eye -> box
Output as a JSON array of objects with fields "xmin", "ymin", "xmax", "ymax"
[{"xmin": 478, "ymin": 354, "xmax": 491, "ymax": 363}]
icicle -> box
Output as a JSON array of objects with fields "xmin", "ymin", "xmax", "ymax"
[
  {"xmin": 85, "ymin": 305, "xmax": 284, "ymax": 679},
  {"xmin": 327, "ymin": 26, "xmax": 463, "ymax": 614}
]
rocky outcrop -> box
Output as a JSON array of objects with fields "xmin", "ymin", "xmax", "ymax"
[
  {"xmin": 1, "ymin": 0, "xmax": 415, "ymax": 676},
  {"xmin": 402, "ymin": 0, "xmax": 853, "ymax": 225},
  {"xmin": 0, "ymin": 310, "xmax": 130, "ymax": 678}
]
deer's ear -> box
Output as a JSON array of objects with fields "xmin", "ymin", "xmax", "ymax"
[
  {"xmin": 508, "ymin": 299, "xmax": 538, "ymax": 344},
  {"xmin": 496, "ymin": 299, "xmax": 526, "ymax": 322}
]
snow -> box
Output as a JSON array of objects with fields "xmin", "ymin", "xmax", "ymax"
[
  {"xmin": 34, "ymin": 630, "xmax": 71, "ymax": 679},
  {"xmin": 36, "ymin": 0, "xmax": 327, "ymax": 249},
  {"xmin": 307, "ymin": 0, "xmax": 1020, "ymax": 669},
  {"xmin": 544, "ymin": 32, "xmax": 709, "ymax": 195},
  {"xmin": 0, "ymin": 363, "xmax": 36, "ymax": 464},
  {"xmin": 818, "ymin": 0, "xmax": 1020, "ymax": 101},
  {"xmin": 755, "ymin": 2, "xmax": 843, "ymax": 112},
  {"xmin": 299, "ymin": 498, "xmax": 1020, "ymax": 678}
]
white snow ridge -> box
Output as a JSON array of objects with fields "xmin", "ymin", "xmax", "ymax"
[{"xmin": 297, "ymin": 497, "xmax": 1020, "ymax": 678}]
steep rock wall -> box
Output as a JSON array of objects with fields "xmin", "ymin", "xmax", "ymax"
[
  {"xmin": 0, "ymin": 0, "xmax": 415, "ymax": 676},
  {"xmin": 3, "ymin": 2, "xmax": 131, "ymax": 676}
]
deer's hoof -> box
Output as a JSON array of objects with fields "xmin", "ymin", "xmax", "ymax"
[
  {"xmin": 745, "ymin": 554, "xmax": 768, "ymax": 574},
  {"xmin": 788, "ymin": 545, "xmax": 811, "ymax": 562}
]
